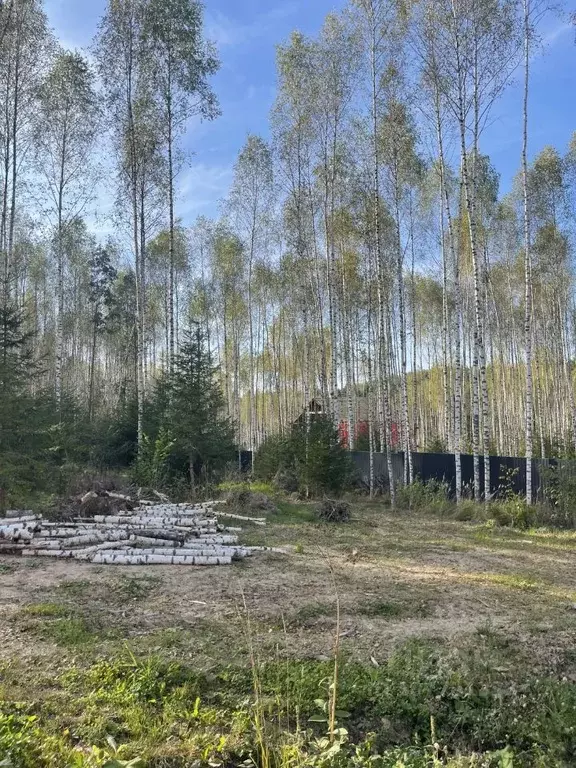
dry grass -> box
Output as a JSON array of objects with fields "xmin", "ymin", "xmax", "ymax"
[{"xmin": 1, "ymin": 500, "xmax": 576, "ymax": 672}]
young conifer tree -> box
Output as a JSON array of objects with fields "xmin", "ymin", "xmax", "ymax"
[{"xmin": 164, "ymin": 323, "xmax": 235, "ymax": 488}]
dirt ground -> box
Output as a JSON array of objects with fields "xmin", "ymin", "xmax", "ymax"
[{"xmin": 2, "ymin": 501, "xmax": 576, "ymax": 673}]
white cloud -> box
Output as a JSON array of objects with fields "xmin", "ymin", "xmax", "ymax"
[
  {"xmin": 543, "ymin": 20, "xmax": 573, "ymax": 47},
  {"xmin": 177, "ymin": 163, "xmax": 234, "ymax": 222},
  {"xmin": 205, "ymin": 3, "xmax": 299, "ymax": 49}
]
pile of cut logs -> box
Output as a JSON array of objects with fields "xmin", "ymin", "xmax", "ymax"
[{"xmin": 0, "ymin": 500, "xmax": 278, "ymax": 566}]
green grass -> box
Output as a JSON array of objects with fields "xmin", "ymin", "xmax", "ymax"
[
  {"xmin": 218, "ymin": 479, "xmax": 276, "ymax": 495},
  {"xmin": 22, "ymin": 602, "xmax": 70, "ymax": 618},
  {"xmin": 2, "ymin": 639, "xmax": 576, "ymax": 767},
  {"xmin": 57, "ymin": 578, "xmax": 93, "ymax": 597},
  {"xmin": 481, "ymin": 572, "xmax": 542, "ymax": 591},
  {"xmin": 294, "ymin": 598, "xmax": 432, "ymax": 625},
  {"xmin": 111, "ymin": 574, "xmax": 163, "ymax": 601},
  {"xmin": 293, "ymin": 601, "xmax": 336, "ymax": 624},
  {"xmin": 355, "ymin": 598, "xmax": 431, "ymax": 619},
  {"xmin": 18, "ymin": 602, "xmax": 118, "ymax": 648},
  {"xmin": 39, "ymin": 616, "xmax": 101, "ymax": 646},
  {"xmin": 140, "ymin": 627, "xmax": 191, "ymax": 650},
  {"xmin": 4, "ymin": 496, "xmax": 576, "ymax": 766},
  {"xmin": 271, "ymin": 500, "xmax": 317, "ymax": 524}
]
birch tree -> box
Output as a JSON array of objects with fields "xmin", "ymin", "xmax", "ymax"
[
  {"xmin": 522, "ymin": 0, "xmax": 533, "ymax": 504},
  {"xmin": 273, "ymin": 31, "xmax": 320, "ymax": 457},
  {"xmin": 35, "ymin": 50, "xmax": 98, "ymax": 407},
  {"xmin": 379, "ymin": 87, "xmax": 423, "ymax": 484},
  {"xmin": 351, "ymin": 0, "xmax": 408, "ymax": 505},
  {"xmin": 433, "ymin": 0, "xmax": 520, "ymax": 499},
  {"xmin": 143, "ymin": 0, "xmax": 219, "ymax": 367},
  {"xmin": 227, "ymin": 135, "xmax": 275, "ymax": 461},
  {"xmin": 0, "ymin": 0, "xmax": 51, "ymax": 305},
  {"xmin": 96, "ymin": 0, "xmax": 162, "ymax": 446}
]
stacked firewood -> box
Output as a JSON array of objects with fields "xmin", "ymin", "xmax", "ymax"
[{"xmin": 0, "ymin": 501, "xmax": 280, "ymax": 566}]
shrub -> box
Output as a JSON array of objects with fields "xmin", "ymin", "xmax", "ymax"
[
  {"xmin": 452, "ymin": 500, "xmax": 478, "ymax": 521},
  {"xmin": 132, "ymin": 428, "xmax": 175, "ymax": 489},
  {"xmin": 253, "ymin": 434, "xmax": 293, "ymax": 482},
  {"xmin": 0, "ymin": 708, "xmax": 43, "ymax": 768},
  {"xmin": 488, "ymin": 498, "xmax": 534, "ymax": 529},
  {"xmin": 273, "ymin": 467, "xmax": 299, "ymax": 493},
  {"xmin": 424, "ymin": 436, "xmax": 448, "ymax": 453},
  {"xmin": 397, "ymin": 478, "xmax": 452, "ymax": 515},
  {"xmin": 254, "ymin": 418, "xmax": 354, "ymax": 497},
  {"xmin": 317, "ymin": 499, "xmax": 352, "ymax": 523},
  {"xmin": 291, "ymin": 416, "xmax": 354, "ymax": 496},
  {"xmin": 226, "ymin": 487, "xmax": 278, "ymax": 515},
  {"xmin": 539, "ymin": 464, "xmax": 576, "ymax": 529},
  {"xmin": 489, "ymin": 466, "xmax": 536, "ymax": 529}
]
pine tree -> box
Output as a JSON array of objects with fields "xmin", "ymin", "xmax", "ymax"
[
  {"xmin": 0, "ymin": 303, "xmax": 32, "ymax": 402},
  {"xmin": 164, "ymin": 323, "xmax": 235, "ymax": 488},
  {"xmin": 0, "ymin": 304, "xmax": 45, "ymax": 496}
]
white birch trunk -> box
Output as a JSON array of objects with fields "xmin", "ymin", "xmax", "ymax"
[{"xmin": 522, "ymin": 0, "xmax": 533, "ymax": 504}]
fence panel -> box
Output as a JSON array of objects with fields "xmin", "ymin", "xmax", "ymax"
[{"xmin": 237, "ymin": 449, "xmax": 576, "ymax": 501}]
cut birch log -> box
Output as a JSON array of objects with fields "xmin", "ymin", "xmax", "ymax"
[
  {"xmin": 129, "ymin": 535, "xmax": 183, "ymax": 548},
  {"xmin": 22, "ymin": 548, "xmax": 78, "ymax": 558},
  {"xmin": 104, "ymin": 491, "xmax": 134, "ymax": 502},
  {"xmin": 101, "ymin": 547, "xmax": 247, "ymax": 558},
  {"xmin": 246, "ymin": 546, "xmax": 289, "ymax": 554},
  {"xmin": 28, "ymin": 532, "xmax": 129, "ymax": 549},
  {"xmin": 94, "ymin": 515, "xmax": 217, "ymax": 528},
  {"xmin": 0, "ymin": 526, "xmax": 37, "ymax": 541},
  {"xmin": 73, "ymin": 540, "xmax": 133, "ymax": 555},
  {"xmin": 187, "ymin": 535, "xmax": 238, "ymax": 544},
  {"xmin": 212, "ymin": 511, "xmax": 266, "ymax": 525},
  {"xmin": 92, "ymin": 553, "xmax": 231, "ymax": 566},
  {"xmin": 0, "ymin": 543, "xmax": 26, "ymax": 554},
  {"xmin": 3, "ymin": 500, "xmax": 275, "ymax": 568},
  {"xmin": 130, "ymin": 529, "xmax": 185, "ymax": 541},
  {"xmin": 0, "ymin": 523, "xmax": 39, "ymax": 533}
]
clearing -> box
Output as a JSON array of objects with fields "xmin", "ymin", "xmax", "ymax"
[{"xmin": 2, "ymin": 500, "xmax": 576, "ymax": 766}]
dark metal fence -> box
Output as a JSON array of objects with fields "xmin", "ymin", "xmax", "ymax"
[
  {"xmin": 351, "ymin": 451, "xmax": 576, "ymax": 499},
  {"xmin": 239, "ymin": 448, "xmax": 576, "ymax": 499}
]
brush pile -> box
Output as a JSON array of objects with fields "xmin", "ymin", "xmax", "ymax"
[{"xmin": 0, "ymin": 500, "xmax": 279, "ymax": 566}]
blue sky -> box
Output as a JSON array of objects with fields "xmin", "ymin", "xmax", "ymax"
[{"xmin": 44, "ymin": 0, "xmax": 576, "ymax": 226}]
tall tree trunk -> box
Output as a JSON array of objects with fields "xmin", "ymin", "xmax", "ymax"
[
  {"xmin": 7, "ymin": 27, "xmax": 18, "ymax": 281},
  {"xmin": 394, "ymin": 184, "xmax": 412, "ymax": 484},
  {"xmin": 248, "ymin": 192, "xmax": 257, "ymax": 470},
  {"xmin": 55, "ymin": 128, "xmax": 67, "ymax": 412},
  {"xmin": 1, "ymin": 40, "xmax": 12, "ymax": 304},
  {"xmin": 434, "ymin": 79, "xmax": 462, "ymax": 502},
  {"xmin": 88, "ymin": 309, "xmax": 98, "ymax": 422},
  {"xmin": 369, "ymin": 13, "xmax": 395, "ymax": 507},
  {"xmin": 367, "ymin": 294, "xmax": 376, "ymax": 498},
  {"xmin": 453, "ymin": 22, "xmax": 488, "ymax": 499},
  {"xmin": 522, "ymin": 0, "xmax": 533, "ymax": 504},
  {"xmin": 167, "ymin": 73, "xmax": 175, "ymax": 371}
]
